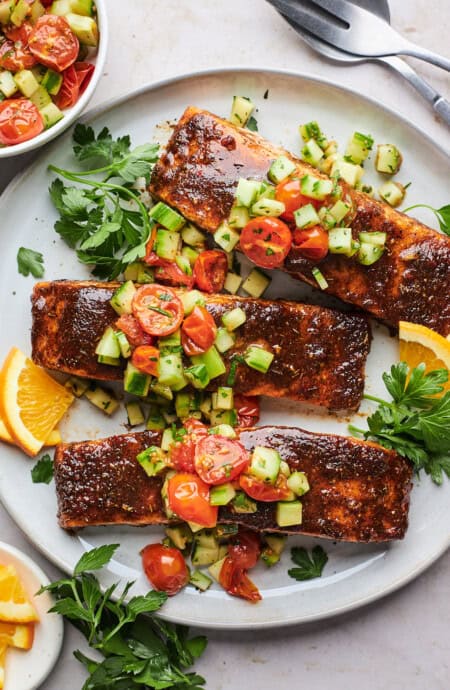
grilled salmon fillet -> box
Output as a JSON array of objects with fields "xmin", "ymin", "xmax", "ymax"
[
  {"xmin": 31, "ymin": 280, "xmax": 370, "ymax": 412},
  {"xmin": 54, "ymin": 426, "xmax": 413, "ymax": 542},
  {"xmin": 150, "ymin": 106, "xmax": 450, "ymax": 336}
]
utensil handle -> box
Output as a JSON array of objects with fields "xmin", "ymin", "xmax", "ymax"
[
  {"xmin": 403, "ymin": 43, "xmax": 450, "ymax": 73},
  {"xmin": 381, "ymin": 56, "xmax": 450, "ymax": 127}
]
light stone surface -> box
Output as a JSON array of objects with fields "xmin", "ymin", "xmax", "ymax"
[{"xmin": 0, "ymin": 1, "xmax": 449, "ymax": 688}]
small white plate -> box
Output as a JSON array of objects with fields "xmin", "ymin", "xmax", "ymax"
[{"xmin": 0, "ymin": 542, "xmax": 63, "ymax": 690}]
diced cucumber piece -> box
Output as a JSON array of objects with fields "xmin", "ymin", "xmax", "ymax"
[
  {"xmin": 214, "ymin": 222, "xmax": 240, "ymax": 252},
  {"xmin": 378, "ymin": 181, "xmax": 405, "ymax": 208},
  {"xmin": 136, "ymin": 263, "xmax": 154, "ymax": 284},
  {"xmin": 124, "ymin": 362, "xmax": 151, "ymax": 397},
  {"xmin": 158, "ymin": 352, "xmax": 186, "ymax": 389},
  {"xmin": 146, "ymin": 406, "xmax": 166, "ymax": 431},
  {"xmin": 65, "ymin": 375, "xmax": 90, "ymax": 397},
  {"xmin": 266, "ymin": 534, "xmax": 287, "ymax": 555},
  {"xmin": 126, "ymin": 401, "xmax": 145, "ymax": 427},
  {"xmin": 208, "ymin": 556, "xmax": 227, "ymax": 582},
  {"xmin": 165, "ymin": 524, "xmax": 193, "ymax": 550},
  {"xmin": 150, "ymin": 201, "xmax": 185, "ymax": 231},
  {"xmin": 300, "ymin": 174, "xmax": 333, "ymax": 200},
  {"xmin": 251, "ymin": 197, "xmax": 285, "ymax": 217},
  {"xmin": 65, "ymin": 12, "xmax": 99, "ymax": 46},
  {"xmin": 69, "ymin": 0, "xmax": 93, "ymax": 15},
  {"xmin": 209, "ymin": 423, "xmax": 236, "ymax": 438},
  {"xmin": 294, "ymin": 203, "xmax": 320, "ymax": 229},
  {"xmin": 50, "ymin": 0, "xmax": 71, "ymax": 14},
  {"xmin": 181, "ymin": 246, "xmax": 199, "ymax": 266},
  {"xmin": 357, "ymin": 183, "xmax": 375, "ymax": 197},
  {"xmin": 185, "ymin": 363, "xmax": 210, "ymax": 390},
  {"xmin": 250, "ymin": 446, "xmax": 281, "ymax": 484},
  {"xmin": 243, "ymin": 345, "xmax": 274, "ymax": 373},
  {"xmin": 224, "ymin": 272, "xmax": 242, "ymax": 295},
  {"xmin": 95, "ymin": 326, "xmax": 120, "ymax": 360},
  {"xmin": 14, "ymin": 70, "xmax": 40, "ymax": 98},
  {"xmin": 358, "ymin": 231, "xmax": 387, "ymax": 247},
  {"xmin": 175, "ymin": 391, "xmax": 191, "ymax": 419},
  {"xmin": 161, "ymin": 427, "xmax": 175, "ymax": 452},
  {"xmin": 39, "ymin": 102, "xmax": 63, "ymax": 128},
  {"xmin": 231, "ymin": 491, "xmax": 257, "ymax": 514},
  {"xmin": 30, "ymin": 0, "xmax": 45, "ymax": 22},
  {"xmin": 230, "ymin": 95, "xmax": 254, "ymax": 127},
  {"xmin": 41, "ymin": 69, "xmax": 63, "ymax": 96},
  {"xmin": 210, "ymin": 483, "xmax": 236, "ymax": 506},
  {"xmin": 318, "ymin": 207, "xmax": 337, "ymax": 230},
  {"xmin": 328, "ymin": 227, "xmax": 352, "ymax": 256},
  {"xmin": 191, "ymin": 346, "xmax": 226, "ymax": 380},
  {"xmin": 345, "ymin": 132, "xmax": 374, "ymax": 165},
  {"xmin": 375, "ymin": 144, "xmax": 402, "ymax": 175},
  {"xmin": 0, "ymin": 1, "xmax": 13, "ymax": 24},
  {"xmin": 150, "ymin": 381, "xmax": 174, "ymax": 400},
  {"xmin": 97, "ymin": 354, "xmax": 120, "ymax": 366},
  {"xmin": 110, "ymin": 280, "xmax": 136, "ymax": 315},
  {"xmin": 212, "ymin": 386, "xmax": 234, "ymax": 411},
  {"xmin": 276, "ymin": 501, "xmax": 302, "ymax": 527},
  {"xmin": 161, "ymin": 471, "xmax": 177, "ymax": 518},
  {"xmin": 302, "ymin": 138, "xmax": 324, "ymax": 167},
  {"xmin": 154, "ymin": 228, "xmax": 182, "ymax": 261},
  {"xmin": 209, "ymin": 409, "xmax": 237, "ymax": 427},
  {"xmin": 357, "ymin": 242, "xmax": 385, "ymax": 266},
  {"xmin": 257, "ymin": 181, "xmax": 276, "ymax": 200},
  {"xmin": 180, "ymin": 289, "xmax": 205, "ymax": 315},
  {"xmin": 261, "ymin": 545, "xmax": 281, "ymax": 567},
  {"xmin": 287, "ymin": 471, "xmax": 310, "ymax": 496},
  {"xmin": 324, "ymin": 140, "xmax": 338, "ymax": 157},
  {"xmin": 268, "ymin": 156, "xmax": 296, "ymax": 184},
  {"xmin": 241, "ymin": 268, "xmax": 270, "ymax": 298},
  {"xmin": 175, "ymin": 254, "xmax": 192, "ymax": 277},
  {"xmin": 158, "ymin": 331, "xmax": 181, "ymax": 352},
  {"xmin": 222, "ymin": 306, "xmax": 246, "ymax": 332},
  {"xmin": 181, "ymin": 223, "xmax": 205, "ymax": 247},
  {"xmin": 228, "ymin": 205, "xmax": 250, "ymax": 229},
  {"xmin": 331, "ymin": 158, "xmax": 364, "ymax": 187},
  {"xmin": 85, "ymin": 386, "xmax": 119, "ymax": 415},
  {"xmin": 214, "ymin": 327, "xmax": 236, "ymax": 354},
  {"xmin": 192, "ymin": 531, "xmax": 220, "ymax": 566},
  {"xmin": 329, "ymin": 199, "xmax": 352, "ymax": 223},
  {"xmin": 0, "ymin": 71, "xmax": 17, "ymax": 98},
  {"xmin": 11, "ymin": 0, "xmax": 31, "ymax": 25},
  {"xmin": 299, "ymin": 121, "xmax": 327, "ymax": 149},
  {"xmin": 311, "ymin": 267, "xmax": 329, "ymax": 290},
  {"xmin": 279, "ymin": 460, "xmax": 290, "ymax": 477},
  {"xmin": 235, "ymin": 178, "xmax": 260, "ymax": 207},
  {"xmin": 115, "ymin": 330, "xmax": 131, "ymax": 358},
  {"xmin": 189, "ymin": 570, "xmax": 212, "ymax": 592},
  {"xmin": 199, "ymin": 395, "xmax": 212, "ymax": 419},
  {"xmin": 28, "ymin": 86, "xmax": 51, "ymax": 111}
]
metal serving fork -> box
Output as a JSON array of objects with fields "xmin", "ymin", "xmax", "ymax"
[{"xmin": 267, "ymin": 0, "xmax": 450, "ymax": 72}]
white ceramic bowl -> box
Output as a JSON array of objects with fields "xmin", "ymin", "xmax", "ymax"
[{"xmin": 0, "ymin": 0, "xmax": 108, "ymax": 158}]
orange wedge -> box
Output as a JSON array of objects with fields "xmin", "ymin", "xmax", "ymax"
[
  {"xmin": 399, "ymin": 321, "xmax": 450, "ymax": 393},
  {"xmin": 0, "ymin": 622, "xmax": 34, "ymax": 650},
  {"xmin": 0, "ymin": 348, "xmax": 73, "ymax": 457},
  {"xmin": 0, "ymin": 565, "xmax": 38, "ymax": 624},
  {"xmin": 0, "ymin": 415, "xmax": 61, "ymax": 447},
  {"xmin": 0, "ymin": 643, "xmax": 6, "ymax": 689}
]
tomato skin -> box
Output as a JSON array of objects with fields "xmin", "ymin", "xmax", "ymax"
[
  {"xmin": 218, "ymin": 529, "xmax": 262, "ymax": 603},
  {"xmin": 115, "ymin": 314, "xmax": 154, "ymax": 348},
  {"xmin": 234, "ymin": 395, "xmax": 260, "ymax": 428},
  {"xmin": 194, "ymin": 435, "xmax": 250, "ymax": 485},
  {"xmin": 0, "ymin": 36, "xmax": 37, "ymax": 71},
  {"xmin": 292, "ymin": 225, "xmax": 329, "ymax": 261},
  {"xmin": 193, "ymin": 250, "xmax": 228, "ymax": 293},
  {"xmin": 181, "ymin": 306, "xmax": 217, "ymax": 356},
  {"xmin": 132, "ymin": 284, "xmax": 184, "ymax": 337},
  {"xmin": 141, "ymin": 543, "xmax": 189, "ymax": 596},
  {"xmin": 239, "ymin": 472, "xmax": 292, "ymax": 502},
  {"xmin": 131, "ymin": 345, "xmax": 160, "ymax": 377},
  {"xmin": 55, "ymin": 61, "xmax": 95, "ymax": 109},
  {"xmin": 228, "ymin": 528, "xmax": 261, "ymax": 569},
  {"xmin": 28, "ymin": 15, "xmax": 79, "ymax": 72},
  {"xmin": 169, "ymin": 418, "xmax": 209, "ymax": 472},
  {"xmin": 0, "ymin": 99, "xmax": 44, "ymax": 146},
  {"xmin": 240, "ymin": 217, "xmax": 292, "ymax": 269},
  {"xmin": 167, "ymin": 473, "xmax": 218, "ymax": 527},
  {"xmin": 275, "ymin": 178, "xmax": 321, "ymax": 223},
  {"xmin": 144, "ymin": 250, "xmax": 194, "ymax": 288}
]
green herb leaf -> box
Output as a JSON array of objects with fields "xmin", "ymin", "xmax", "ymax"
[
  {"xmin": 246, "ymin": 115, "xmax": 258, "ymax": 132},
  {"xmin": 31, "ymin": 454, "xmax": 54, "ymax": 484},
  {"xmin": 403, "ymin": 203, "xmax": 450, "ymax": 236},
  {"xmin": 17, "ymin": 247, "xmax": 45, "ymax": 278},
  {"xmin": 288, "ymin": 545, "xmax": 328, "ymax": 581},
  {"xmin": 73, "ymin": 124, "xmax": 131, "ymax": 164},
  {"xmin": 74, "ymin": 543, "xmax": 120, "ymax": 575}
]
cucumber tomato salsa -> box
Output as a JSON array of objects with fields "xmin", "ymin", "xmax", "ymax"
[{"xmin": 0, "ymin": 0, "xmax": 99, "ymax": 146}]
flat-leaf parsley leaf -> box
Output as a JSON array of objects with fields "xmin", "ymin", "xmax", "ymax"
[
  {"xmin": 288, "ymin": 545, "xmax": 328, "ymax": 581},
  {"xmin": 17, "ymin": 247, "xmax": 45, "ymax": 278}
]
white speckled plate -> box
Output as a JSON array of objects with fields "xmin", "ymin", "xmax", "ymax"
[{"xmin": 0, "ymin": 69, "xmax": 448, "ymax": 629}]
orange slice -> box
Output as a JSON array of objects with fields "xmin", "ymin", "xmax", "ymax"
[
  {"xmin": 0, "ymin": 621, "xmax": 34, "ymax": 650},
  {"xmin": 0, "ymin": 643, "xmax": 6, "ymax": 690},
  {"xmin": 0, "ymin": 565, "xmax": 38, "ymax": 624},
  {"xmin": 399, "ymin": 321, "xmax": 450, "ymax": 393},
  {"xmin": 0, "ymin": 348, "xmax": 73, "ymax": 456},
  {"xmin": 0, "ymin": 415, "xmax": 61, "ymax": 447}
]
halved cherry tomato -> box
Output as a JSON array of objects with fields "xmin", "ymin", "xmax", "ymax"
[
  {"xmin": 181, "ymin": 306, "xmax": 217, "ymax": 356},
  {"xmin": 0, "ymin": 99, "xmax": 44, "ymax": 146},
  {"xmin": 218, "ymin": 529, "xmax": 262, "ymax": 603},
  {"xmin": 239, "ymin": 472, "xmax": 292, "ymax": 502},
  {"xmin": 183, "ymin": 417, "xmax": 209, "ymax": 436},
  {"xmin": 55, "ymin": 61, "xmax": 95, "ymax": 109},
  {"xmin": 228, "ymin": 528, "xmax": 261, "ymax": 569},
  {"xmin": 28, "ymin": 15, "xmax": 79, "ymax": 72},
  {"xmin": 240, "ymin": 217, "xmax": 292, "ymax": 269},
  {"xmin": 144, "ymin": 251, "xmax": 194, "ymax": 288},
  {"xmin": 194, "ymin": 435, "xmax": 250, "ymax": 485},
  {"xmin": 169, "ymin": 419, "xmax": 209, "ymax": 472},
  {"xmin": 3, "ymin": 22, "xmax": 33, "ymax": 43},
  {"xmin": 0, "ymin": 27, "xmax": 37, "ymax": 71},
  {"xmin": 132, "ymin": 284, "xmax": 183, "ymax": 337},
  {"xmin": 292, "ymin": 225, "xmax": 329, "ymax": 261},
  {"xmin": 131, "ymin": 345, "xmax": 160, "ymax": 377},
  {"xmin": 234, "ymin": 395, "xmax": 260, "ymax": 428},
  {"xmin": 275, "ymin": 178, "xmax": 321, "ymax": 223},
  {"xmin": 115, "ymin": 314, "xmax": 154, "ymax": 348},
  {"xmin": 193, "ymin": 250, "xmax": 228, "ymax": 293},
  {"xmin": 141, "ymin": 543, "xmax": 189, "ymax": 596},
  {"xmin": 167, "ymin": 473, "xmax": 218, "ymax": 527}
]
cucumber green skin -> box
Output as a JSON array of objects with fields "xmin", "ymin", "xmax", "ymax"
[{"xmin": 124, "ymin": 365, "xmax": 150, "ymax": 397}]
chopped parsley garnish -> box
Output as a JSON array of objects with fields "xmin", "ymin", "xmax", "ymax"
[
  {"xmin": 227, "ymin": 354, "xmax": 246, "ymax": 386},
  {"xmin": 149, "ymin": 306, "xmax": 173, "ymax": 318},
  {"xmin": 288, "ymin": 545, "xmax": 328, "ymax": 581},
  {"xmin": 17, "ymin": 247, "xmax": 45, "ymax": 278}
]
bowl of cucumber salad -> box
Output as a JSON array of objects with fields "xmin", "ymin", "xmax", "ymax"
[{"xmin": 0, "ymin": 0, "xmax": 107, "ymax": 157}]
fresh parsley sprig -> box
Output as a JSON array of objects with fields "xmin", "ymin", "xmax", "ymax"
[
  {"xmin": 403, "ymin": 203, "xmax": 450, "ymax": 236},
  {"xmin": 48, "ymin": 124, "xmax": 159, "ymax": 280},
  {"xmin": 349, "ymin": 362, "xmax": 450, "ymax": 485},
  {"xmin": 288, "ymin": 545, "xmax": 328, "ymax": 581},
  {"xmin": 38, "ymin": 544, "xmax": 207, "ymax": 689},
  {"xmin": 31, "ymin": 454, "xmax": 54, "ymax": 484},
  {"xmin": 17, "ymin": 247, "xmax": 45, "ymax": 278}
]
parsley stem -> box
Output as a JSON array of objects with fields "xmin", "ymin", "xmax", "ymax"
[
  {"xmin": 363, "ymin": 393, "xmax": 390, "ymax": 406},
  {"xmin": 348, "ymin": 424, "xmax": 366, "ymax": 436},
  {"xmin": 402, "ymin": 203, "xmax": 434, "ymax": 214}
]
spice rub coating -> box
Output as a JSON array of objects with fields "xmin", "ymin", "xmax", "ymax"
[
  {"xmin": 31, "ymin": 280, "xmax": 370, "ymax": 412},
  {"xmin": 150, "ymin": 106, "xmax": 450, "ymax": 336},
  {"xmin": 54, "ymin": 426, "xmax": 412, "ymax": 542}
]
